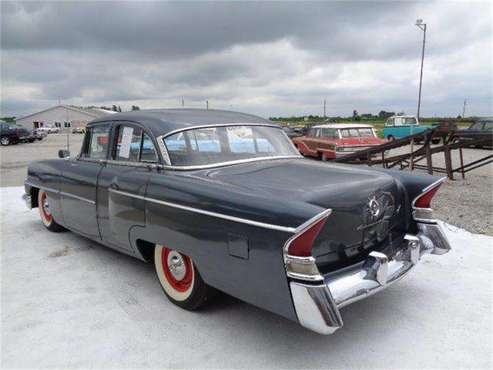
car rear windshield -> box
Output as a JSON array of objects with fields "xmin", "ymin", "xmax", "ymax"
[{"xmin": 163, "ymin": 125, "xmax": 299, "ymax": 167}]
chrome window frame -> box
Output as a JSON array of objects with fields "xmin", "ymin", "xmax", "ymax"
[{"xmin": 156, "ymin": 123, "xmax": 303, "ymax": 169}]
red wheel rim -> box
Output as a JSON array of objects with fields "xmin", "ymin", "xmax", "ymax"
[
  {"xmin": 40, "ymin": 192, "xmax": 52, "ymax": 222},
  {"xmin": 161, "ymin": 248, "xmax": 193, "ymax": 292}
]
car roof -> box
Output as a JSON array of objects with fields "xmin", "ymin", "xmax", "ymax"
[
  {"xmin": 87, "ymin": 108, "xmax": 275, "ymax": 137},
  {"xmin": 311, "ymin": 123, "xmax": 374, "ymax": 129},
  {"xmin": 388, "ymin": 115, "xmax": 416, "ymax": 119}
]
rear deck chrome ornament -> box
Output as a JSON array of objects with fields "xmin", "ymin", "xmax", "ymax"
[{"xmin": 368, "ymin": 197, "xmax": 381, "ymax": 218}]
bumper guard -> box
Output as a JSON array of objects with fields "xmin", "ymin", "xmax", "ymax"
[{"xmin": 290, "ymin": 222, "xmax": 451, "ymax": 335}]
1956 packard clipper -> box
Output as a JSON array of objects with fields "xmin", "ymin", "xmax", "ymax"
[{"xmin": 23, "ymin": 109, "xmax": 451, "ymax": 335}]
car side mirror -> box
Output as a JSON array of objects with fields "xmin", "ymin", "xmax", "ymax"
[{"xmin": 58, "ymin": 149, "xmax": 70, "ymax": 159}]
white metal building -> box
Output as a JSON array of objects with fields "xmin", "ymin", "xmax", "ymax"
[{"xmin": 15, "ymin": 105, "xmax": 115, "ymax": 132}]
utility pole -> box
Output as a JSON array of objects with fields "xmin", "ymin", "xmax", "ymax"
[
  {"xmin": 181, "ymin": 97, "xmax": 184, "ymax": 107},
  {"xmin": 415, "ymin": 19, "xmax": 427, "ymax": 120},
  {"xmin": 66, "ymin": 105, "xmax": 70, "ymax": 152},
  {"xmin": 323, "ymin": 99, "xmax": 326, "ymax": 118},
  {"xmin": 206, "ymin": 100, "xmax": 209, "ymax": 110},
  {"xmin": 462, "ymin": 99, "xmax": 467, "ymax": 118}
]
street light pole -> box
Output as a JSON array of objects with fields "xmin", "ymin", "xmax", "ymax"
[{"xmin": 416, "ymin": 19, "xmax": 427, "ymax": 120}]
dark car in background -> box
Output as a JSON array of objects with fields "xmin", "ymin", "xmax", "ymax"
[
  {"xmin": 463, "ymin": 119, "xmax": 493, "ymax": 136},
  {"xmin": 452, "ymin": 119, "xmax": 493, "ymax": 148},
  {"xmin": 281, "ymin": 125, "xmax": 303, "ymax": 139},
  {"xmin": 0, "ymin": 121, "xmax": 34, "ymax": 146},
  {"xmin": 23, "ymin": 109, "xmax": 451, "ymax": 335}
]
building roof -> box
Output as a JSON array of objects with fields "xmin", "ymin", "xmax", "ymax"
[
  {"xmin": 88, "ymin": 109, "xmax": 274, "ymax": 137},
  {"xmin": 312, "ymin": 123, "xmax": 375, "ymax": 129},
  {"xmin": 16, "ymin": 104, "xmax": 112, "ymax": 122}
]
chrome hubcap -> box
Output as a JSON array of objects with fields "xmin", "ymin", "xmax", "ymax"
[
  {"xmin": 167, "ymin": 251, "xmax": 186, "ymax": 281},
  {"xmin": 43, "ymin": 197, "xmax": 50, "ymax": 215}
]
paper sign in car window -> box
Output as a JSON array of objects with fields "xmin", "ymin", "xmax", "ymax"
[{"xmin": 119, "ymin": 127, "xmax": 134, "ymax": 159}]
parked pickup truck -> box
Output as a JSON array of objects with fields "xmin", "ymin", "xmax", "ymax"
[{"xmin": 383, "ymin": 115, "xmax": 436, "ymax": 141}]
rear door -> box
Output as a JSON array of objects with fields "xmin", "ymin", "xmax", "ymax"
[
  {"xmin": 61, "ymin": 123, "xmax": 110, "ymax": 238},
  {"xmin": 97, "ymin": 122, "xmax": 160, "ymax": 252}
]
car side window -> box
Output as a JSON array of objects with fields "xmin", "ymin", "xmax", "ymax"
[
  {"xmin": 386, "ymin": 118, "xmax": 394, "ymax": 126},
  {"xmin": 85, "ymin": 125, "xmax": 111, "ymax": 160},
  {"xmin": 140, "ymin": 133, "xmax": 158, "ymax": 162},
  {"xmin": 114, "ymin": 125, "xmax": 143, "ymax": 162},
  {"xmin": 322, "ymin": 128, "xmax": 337, "ymax": 138},
  {"xmin": 470, "ymin": 122, "xmax": 482, "ymax": 130}
]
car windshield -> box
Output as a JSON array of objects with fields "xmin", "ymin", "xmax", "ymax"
[
  {"xmin": 482, "ymin": 121, "xmax": 493, "ymax": 130},
  {"xmin": 163, "ymin": 125, "xmax": 299, "ymax": 167},
  {"xmin": 339, "ymin": 128, "xmax": 375, "ymax": 138}
]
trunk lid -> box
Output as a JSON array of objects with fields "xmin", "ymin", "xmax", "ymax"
[{"xmin": 198, "ymin": 158, "xmax": 408, "ymax": 271}]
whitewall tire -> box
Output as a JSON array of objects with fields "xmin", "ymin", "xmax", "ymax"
[
  {"xmin": 38, "ymin": 190, "xmax": 65, "ymax": 232},
  {"xmin": 154, "ymin": 245, "xmax": 213, "ymax": 310}
]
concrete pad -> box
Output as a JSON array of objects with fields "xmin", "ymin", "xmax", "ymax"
[{"xmin": 1, "ymin": 186, "xmax": 491, "ymax": 368}]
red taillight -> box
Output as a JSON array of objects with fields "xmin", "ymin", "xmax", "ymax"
[
  {"xmin": 414, "ymin": 183, "xmax": 441, "ymax": 209},
  {"xmin": 287, "ymin": 217, "xmax": 328, "ymax": 257}
]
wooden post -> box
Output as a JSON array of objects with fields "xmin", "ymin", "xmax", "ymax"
[
  {"xmin": 425, "ymin": 140, "xmax": 433, "ymax": 174},
  {"xmin": 459, "ymin": 147, "xmax": 465, "ymax": 179},
  {"xmin": 381, "ymin": 151, "xmax": 385, "ymax": 169},
  {"xmin": 444, "ymin": 144, "xmax": 453, "ymax": 180},
  {"xmin": 410, "ymin": 142, "xmax": 414, "ymax": 171},
  {"xmin": 367, "ymin": 151, "xmax": 372, "ymax": 167}
]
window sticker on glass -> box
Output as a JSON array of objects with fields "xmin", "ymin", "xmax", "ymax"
[{"xmin": 119, "ymin": 126, "xmax": 134, "ymax": 159}]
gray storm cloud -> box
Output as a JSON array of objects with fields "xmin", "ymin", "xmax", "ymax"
[{"xmin": 1, "ymin": 1, "xmax": 491, "ymax": 118}]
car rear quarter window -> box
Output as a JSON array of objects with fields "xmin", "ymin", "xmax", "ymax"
[{"xmin": 141, "ymin": 133, "xmax": 158, "ymax": 162}]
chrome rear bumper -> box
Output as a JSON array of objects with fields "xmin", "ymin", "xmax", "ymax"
[
  {"xmin": 22, "ymin": 193, "xmax": 32, "ymax": 210},
  {"xmin": 290, "ymin": 222, "xmax": 451, "ymax": 335}
]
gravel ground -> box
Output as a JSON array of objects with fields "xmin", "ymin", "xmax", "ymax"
[
  {"xmin": 1, "ymin": 134, "xmax": 492, "ymax": 234},
  {"xmin": 382, "ymin": 144, "xmax": 493, "ymax": 235}
]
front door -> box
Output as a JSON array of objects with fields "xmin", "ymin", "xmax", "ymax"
[
  {"xmin": 97, "ymin": 123, "xmax": 160, "ymax": 252},
  {"xmin": 60, "ymin": 123, "xmax": 111, "ymax": 238}
]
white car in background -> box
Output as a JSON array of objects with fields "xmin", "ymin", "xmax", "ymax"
[{"xmin": 36, "ymin": 127, "xmax": 59, "ymax": 134}]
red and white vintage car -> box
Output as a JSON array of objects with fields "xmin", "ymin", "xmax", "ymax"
[{"xmin": 292, "ymin": 123, "xmax": 386, "ymax": 160}]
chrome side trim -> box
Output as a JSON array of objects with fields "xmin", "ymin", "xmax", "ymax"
[
  {"xmin": 153, "ymin": 154, "xmax": 303, "ymax": 171},
  {"xmin": 293, "ymin": 208, "xmax": 332, "ymax": 234},
  {"xmin": 108, "ymin": 188, "xmax": 298, "ymax": 233},
  {"xmin": 60, "ymin": 191, "xmax": 95, "ymax": 205},
  {"xmin": 25, "ymin": 181, "xmax": 95, "ymax": 205},
  {"xmin": 25, "ymin": 182, "xmax": 58, "ymax": 194},
  {"xmin": 161, "ymin": 123, "xmax": 280, "ymax": 140}
]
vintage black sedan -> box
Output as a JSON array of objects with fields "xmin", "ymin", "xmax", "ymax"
[{"xmin": 23, "ymin": 109, "xmax": 451, "ymax": 335}]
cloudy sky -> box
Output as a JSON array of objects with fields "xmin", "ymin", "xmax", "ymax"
[{"xmin": 1, "ymin": 1, "xmax": 492, "ymax": 118}]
